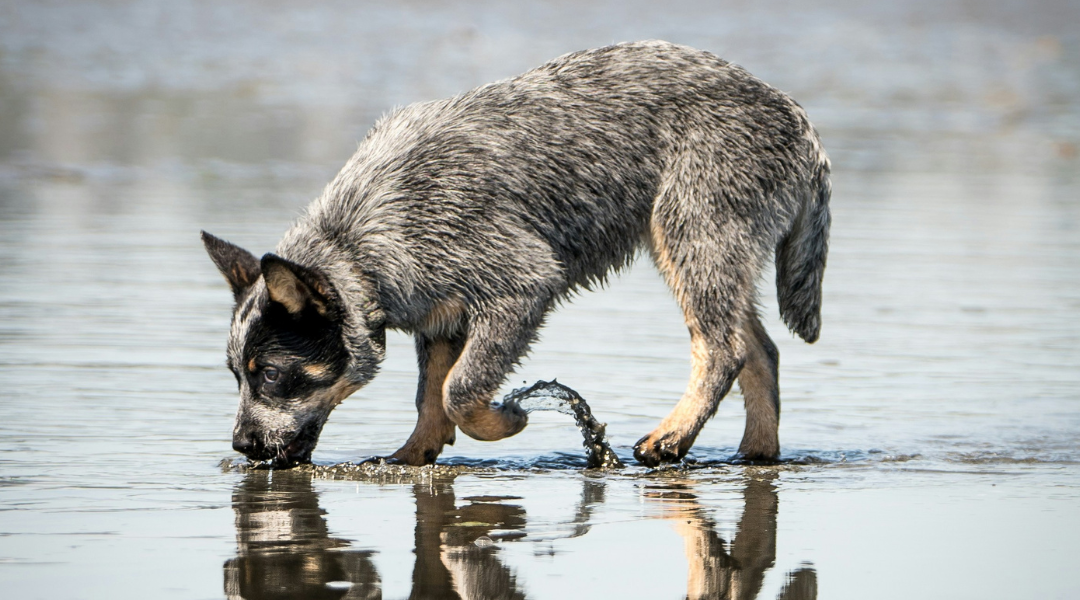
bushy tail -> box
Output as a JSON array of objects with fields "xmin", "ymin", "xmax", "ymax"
[{"xmin": 776, "ymin": 151, "xmax": 831, "ymax": 343}]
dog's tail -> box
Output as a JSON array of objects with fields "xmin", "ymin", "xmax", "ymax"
[{"xmin": 775, "ymin": 140, "xmax": 831, "ymax": 344}]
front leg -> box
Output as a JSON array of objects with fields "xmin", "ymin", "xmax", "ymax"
[
  {"xmin": 443, "ymin": 307, "xmax": 541, "ymax": 442},
  {"xmin": 390, "ymin": 335, "xmax": 463, "ymax": 466}
]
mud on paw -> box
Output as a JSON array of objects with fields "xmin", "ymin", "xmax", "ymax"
[{"xmin": 633, "ymin": 432, "xmax": 686, "ymax": 467}]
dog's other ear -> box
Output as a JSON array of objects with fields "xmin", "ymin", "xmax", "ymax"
[
  {"xmin": 201, "ymin": 231, "xmax": 261, "ymax": 301},
  {"xmin": 260, "ymin": 253, "xmax": 338, "ymax": 318}
]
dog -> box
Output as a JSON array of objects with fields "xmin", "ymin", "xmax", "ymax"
[{"xmin": 202, "ymin": 40, "xmax": 830, "ymax": 467}]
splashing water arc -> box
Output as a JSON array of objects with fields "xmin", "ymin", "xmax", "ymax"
[{"xmin": 501, "ymin": 380, "xmax": 624, "ymax": 469}]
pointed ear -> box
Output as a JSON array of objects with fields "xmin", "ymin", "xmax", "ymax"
[
  {"xmin": 260, "ymin": 253, "xmax": 339, "ymax": 318},
  {"xmin": 201, "ymin": 231, "xmax": 261, "ymax": 301}
]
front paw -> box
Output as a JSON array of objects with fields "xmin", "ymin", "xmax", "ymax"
[
  {"xmin": 455, "ymin": 404, "xmax": 529, "ymax": 441},
  {"xmin": 497, "ymin": 402, "xmax": 528, "ymax": 436},
  {"xmin": 388, "ymin": 445, "xmax": 442, "ymax": 466},
  {"xmin": 633, "ymin": 431, "xmax": 686, "ymax": 467}
]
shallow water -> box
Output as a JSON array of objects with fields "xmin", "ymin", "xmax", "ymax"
[{"xmin": 1, "ymin": 1, "xmax": 1079, "ymax": 598}]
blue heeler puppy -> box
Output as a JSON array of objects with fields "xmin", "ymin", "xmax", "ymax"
[{"xmin": 202, "ymin": 40, "xmax": 831, "ymax": 467}]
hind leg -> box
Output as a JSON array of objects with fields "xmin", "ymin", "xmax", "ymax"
[
  {"xmin": 736, "ymin": 308, "xmax": 781, "ymax": 461},
  {"xmin": 633, "ymin": 203, "xmax": 758, "ymax": 466},
  {"xmin": 633, "ymin": 314, "xmax": 745, "ymax": 466}
]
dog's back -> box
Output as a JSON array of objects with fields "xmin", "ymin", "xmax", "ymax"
[{"xmin": 279, "ymin": 40, "xmax": 829, "ymax": 333}]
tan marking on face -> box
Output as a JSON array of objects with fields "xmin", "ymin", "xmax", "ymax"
[
  {"xmin": 309, "ymin": 377, "xmax": 361, "ymax": 410},
  {"xmin": 302, "ymin": 364, "xmax": 331, "ymax": 379},
  {"xmin": 421, "ymin": 297, "xmax": 466, "ymax": 338},
  {"xmin": 235, "ymin": 376, "xmax": 360, "ymax": 454},
  {"xmin": 247, "ymin": 358, "xmax": 257, "ymax": 373}
]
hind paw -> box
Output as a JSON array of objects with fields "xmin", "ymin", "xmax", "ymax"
[
  {"xmin": 736, "ymin": 436, "xmax": 780, "ymax": 464},
  {"xmin": 732, "ymin": 449, "xmax": 780, "ymax": 464}
]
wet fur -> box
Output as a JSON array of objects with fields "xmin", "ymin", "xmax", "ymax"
[{"xmin": 203, "ymin": 41, "xmax": 830, "ymax": 466}]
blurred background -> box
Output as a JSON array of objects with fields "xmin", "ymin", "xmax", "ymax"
[
  {"xmin": 0, "ymin": 1, "xmax": 1078, "ymax": 599},
  {"xmin": 3, "ymin": 0, "xmax": 1077, "ymax": 177}
]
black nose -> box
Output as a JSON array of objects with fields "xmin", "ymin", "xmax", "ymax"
[{"xmin": 232, "ymin": 432, "xmax": 256, "ymax": 455}]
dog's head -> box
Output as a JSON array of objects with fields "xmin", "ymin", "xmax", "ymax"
[{"xmin": 202, "ymin": 231, "xmax": 380, "ymax": 466}]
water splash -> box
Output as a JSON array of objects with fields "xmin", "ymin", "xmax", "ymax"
[{"xmin": 501, "ymin": 380, "xmax": 624, "ymax": 469}]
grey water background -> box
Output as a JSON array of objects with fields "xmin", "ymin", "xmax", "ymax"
[{"xmin": 1, "ymin": 0, "xmax": 1079, "ymax": 598}]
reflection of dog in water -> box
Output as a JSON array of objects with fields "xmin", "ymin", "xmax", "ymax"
[
  {"xmin": 646, "ymin": 473, "xmax": 817, "ymax": 600},
  {"xmin": 223, "ymin": 471, "xmax": 381, "ymax": 600},
  {"xmin": 202, "ymin": 40, "xmax": 830, "ymax": 467},
  {"xmin": 225, "ymin": 470, "xmax": 815, "ymax": 599},
  {"xmin": 223, "ymin": 471, "xmax": 599, "ymax": 599}
]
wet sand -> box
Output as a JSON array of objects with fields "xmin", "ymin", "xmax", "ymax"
[{"xmin": 1, "ymin": 1, "xmax": 1079, "ymax": 598}]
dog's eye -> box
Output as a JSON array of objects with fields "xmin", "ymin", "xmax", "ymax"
[{"xmin": 263, "ymin": 367, "xmax": 281, "ymax": 383}]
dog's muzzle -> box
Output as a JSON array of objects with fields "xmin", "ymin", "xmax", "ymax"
[{"xmin": 232, "ymin": 420, "xmax": 324, "ymax": 466}]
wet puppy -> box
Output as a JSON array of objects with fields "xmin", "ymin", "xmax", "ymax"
[{"xmin": 203, "ymin": 41, "xmax": 831, "ymax": 467}]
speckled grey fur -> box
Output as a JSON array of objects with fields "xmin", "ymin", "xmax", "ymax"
[{"xmin": 204, "ymin": 41, "xmax": 831, "ymax": 466}]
